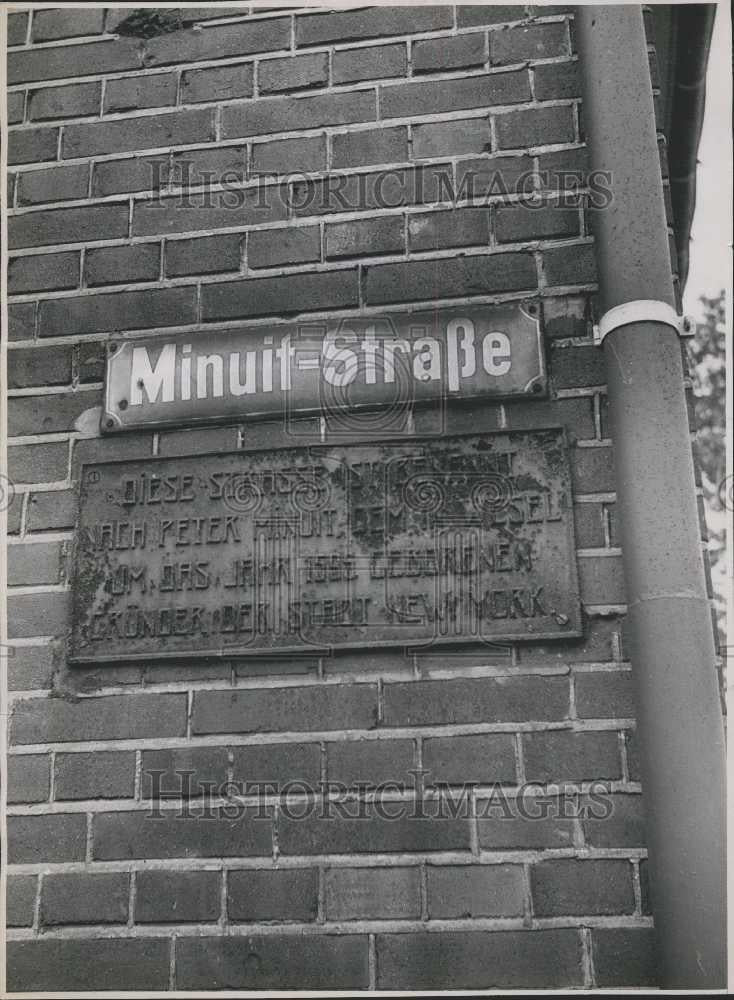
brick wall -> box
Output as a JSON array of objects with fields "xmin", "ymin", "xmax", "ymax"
[{"xmin": 3, "ymin": 4, "xmax": 695, "ymax": 990}]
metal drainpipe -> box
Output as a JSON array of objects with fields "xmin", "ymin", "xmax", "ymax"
[{"xmin": 574, "ymin": 5, "xmax": 725, "ymax": 989}]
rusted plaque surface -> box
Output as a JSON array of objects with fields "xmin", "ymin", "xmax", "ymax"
[
  {"xmin": 102, "ymin": 303, "xmax": 546, "ymax": 433},
  {"xmin": 70, "ymin": 428, "xmax": 581, "ymax": 662}
]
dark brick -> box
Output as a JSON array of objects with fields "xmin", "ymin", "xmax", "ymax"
[
  {"xmin": 7, "ymin": 592, "xmax": 70, "ymax": 638},
  {"xmin": 8, "ymin": 127, "xmax": 58, "ymax": 165},
  {"xmin": 550, "ymin": 342, "xmax": 605, "ymax": 388},
  {"xmin": 296, "ymin": 6, "xmax": 452, "ymax": 45},
  {"xmin": 105, "ymin": 72, "xmax": 178, "ymax": 112},
  {"xmin": 140, "ymin": 18, "xmax": 290, "ymax": 69},
  {"xmin": 456, "ymin": 153, "xmax": 534, "ymax": 197},
  {"xmin": 412, "ymin": 117, "xmax": 492, "ymax": 158},
  {"xmin": 332, "ymin": 43, "xmax": 407, "ymax": 84},
  {"xmin": 477, "ymin": 796, "xmax": 576, "ymax": 849},
  {"xmin": 376, "ymin": 929, "xmax": 583, "ymax": 988},
  {"xmin": 607, "ymin": 499, "xmax": 622, "ymax": 545},
  {"xmin": 7, "ymin": 645, "xmax": 57, "ymax": 691},
  {"xmin": 326, "ymin": 738, "xmax": 415, "ymax": 786},
  {"xmin": 33, "ymin": 8, "xmax": 106, "ymax": 42},
  {"xmin": 496, "ymin": 105, "xmax": 575, "ymax": 150},
  {"xmin": 534, "ymin": 60, "xmax": 581, "ymax": 100},
  {"xmin": 331, "ymin": 126, "xmax": 408, "ymax": 168},
  {"xmin": 251, "ymin": 134, "xmax": 326, "ymax": 175},
  {"xmin": 8, "ymin": 39, "xmax": 144, "ymax": 85},
  {"xmin": 414, "ymin": 33, "xmax": 486, "ymax": 73},
  {"xmin": 543, "ymin": 242, "xmax": 597, "ymax": 286},
  {"xmin": 409, "ymin": 207, "xmax": 490, "ymax": 251},
  {"xmin": 537, "ymin": 146, "xmax": 588, "ymax": 189},
  {"xmin": 495, "ymin": 200, "xmax": 580, "ymax": 243},
  {"xmin": 6, "ymin": 492, "xmax": 22, "ymax": 535},
  {"xmin": 279, "ymin": 806, "xmax": 470, "ymax": 855},
  {"xmin": 503, "ymin": 395, "xmax": 594, "ymax": 439},
  {"xmin": 7, "ymin": 876, "xmax": 36, "ymax": 927},
  {"xmin": 106, "ymin": 9, "xmax": 246, "ymax": 28},
  {"xmin": 9, "ymin": 203, "xmax": 128, "ymax": 250},
  {"xmin": 38, "ymin": 286, "xmax": 197, "ymax": 337},
  {"xmin": 224, "ymin": 90, "xmax": 376, "ymax": 138},
  {"xmin": 76, "ymin": 340, "xmax": 106, "ymax": 382},
  {"xmin": 260, "ymin": 52, "xmax": 328, "ymax": 93},
  {"xmin": 228, "ymin": 868, "xmax": 318, "ymax": 921},
  {"xmin": 491, "ymin": 22, "xmax": 568, "ymax": 65},
  {"xmin": 232, "ymin": 742, "xmax": 322, "ymax": 786},
  {"xmin": 7, "ymin": 301, "xmax": 37, "ymax": 340},
  {"xmin": 166, "ymin": 233, "xmax": 241, "ymax": 277},
  {"xmin": 582, "ymin": 792, "xmax": 646, "ymax": 848},
  {"xmin": 532, "ymin": 859, "xmax": 634, "ymax": 916},
  {"xmin": 639, "ymin": 857, "xmax": 651, "ymax": 913},
  {"xmin": 573, "ymin": 502, "xmax": 606, "ymax": 547},
  {"xmin": 93, "ymin": 154, "xmax": 170, "ymax": 196},
  {"xmin": 7, "ymin": 541, "xmax": 64, "ymax": 586},
  {"xmin": 193, "ymin": 683, "xmax": 376, "ymax": 735},
  {"xmin": 626, "ymin": 727, "xmax": 641, "ymax": 781},
  {"xmin": 325, "ymin": 866, "xmax": 420, "ymax": 919},
  {"xmin": 41, "ymin": 873, "xmax": 129, "ymax": 925},
  {"xmin": 8, "ymin": 812, "xmax": 86, "ymax": 863},
  {"xmin": 427, "ymin": 864, "xmax": 524, "ymax": 917},
  {"xmin": 8, "ymin": 251, "xmax": 79, "ymax": 294},
  {"xmin": 579, "ymin": 555, "xmax": 625, "ymax": 604},
  {"xmin": 132, "ymin": 184, "xmax": 285, "ymax": 238},
  {"xmin": 7, "ymin": 11, "xmax": 28, "ymax": 45},
  {"xmin": 523, "ymin": 729, "xmax": 621, "ymax": 782},
  {"xmin": 592, "ymin": 928, "xmax": 657, "ymax": 987},
  {"xmin": 423, "ymin": 733, "xmax": 517, "ymax": 785},
  {"xmin": 291, "ymin": 165, "xmax": 451, "ymax": 222},
  {"xmin": 86, "ymin": 244, "xmax": 161, "ymax": 286},
  {"xmin": 572, "ymin": 445, "xmax": 615, "ymax": 493},
  {"xmin": 27, "ymin": 489, "xmax": 79, "ymax": 531},
  {"xmin": 458, "ymin": 6, "xmax": 528, "ymax": 27},
  {"xmin": 7, "ymin": 753, "xmax": 50, "ymax": 803},
  {"xmin": 7, "ymin": 442, "xmax": 67, "ymax": 484},
  {"xmin": 326, "ymin": 216, "xmax": 404, "ymax": 259},
  {"xmin": 365, "ymin": 252, "xmax": 536, "ymax": 305},
  {"xmin": 6, "ymin": 939, "xmax": 169, "ymax": 992},
  {"xmin": 11, "ymin": 693, "xmax": 187, "ymax": 745},
  {"xmin": 92, "ymin": 807, "xmax": 272, "ymax": 860},
  {"xmin": 201, "ymin": 269, "xmax": 359, "ymax": 321},
  {"xmin": 8, "ymin": 92, "xmax": 25, "ymax": 125},
  {"xmin": 17, "ymin": 163, "xmax": 90, "ymax": 205},
  {"xmin": 29, "ymin": 82, "xmax": 101, "ymax": 121},
  {"xmin": 177, "ymin": 935, "xmax": 368, "ymax": 990},
  {"xmin": 181, "ymin": 62, "xmax": 254, "ymax": 104},
  {"xmin": 136, "ymin": 870, "xmax": 220, "ymax": 923},
  {"xmin": 542, "ymin": 294, "xmax": 590, "ymax": 339},
  {"xmin": 248, "ymin": 226, "xmax": 321, "ymax": 268},
  {"xmin": 62, "ymin": 108, "xmax": 215, "ymax": 158},
  {"xmin": 141, "ymin": 746, "xmax": 228, "ymax": 798},
  {"xmin": 382, "ymin": 70, "xmax": 531, "ymax": 119},
  {"xmin": 55, "ymin": 751, "xmax": 135, "ymax": 800},
  {"xmin": 385, "ymin": 675, "xmax": 568, "ymax": 726}
]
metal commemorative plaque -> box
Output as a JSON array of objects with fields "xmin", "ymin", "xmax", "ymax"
[
  {"xmin": 69, "ymin": 428, "xmax": 581, "ymax": 663},
  {"xmin": 101, "ymin": 303, "xmax": 546, "ymax": 433}
]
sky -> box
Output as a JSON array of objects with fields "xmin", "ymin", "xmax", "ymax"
[{"xmin": 682, "ymin": 2, "xmax": 732, "ymax": 320}]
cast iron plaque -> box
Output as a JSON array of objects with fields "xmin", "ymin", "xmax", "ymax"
[
  {"xmin": 70, "ymin": 428, "xmax": 581, "ymax": 662},
  {"xmin": 102, "ymin": 303, "xmax": 546, "ymax": 433}
]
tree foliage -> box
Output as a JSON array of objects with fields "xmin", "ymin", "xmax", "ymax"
[{"xmin": 687, "ymin": 290, "xmax": 727, "ymax": 645}]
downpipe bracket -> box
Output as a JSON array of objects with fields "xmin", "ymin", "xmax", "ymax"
[{"xmin": 593, "ymin": 299, "xmax": 695, "ymax": 346}]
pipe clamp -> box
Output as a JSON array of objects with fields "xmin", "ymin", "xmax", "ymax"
[{"xmin": 594, "ymin": 300, "xmax": 694, "ymax": 346}]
